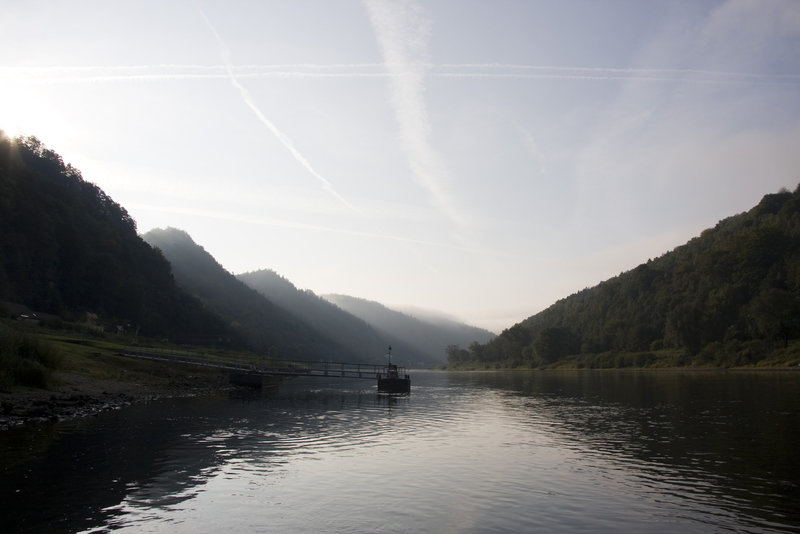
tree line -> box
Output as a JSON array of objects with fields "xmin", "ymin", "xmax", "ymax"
[{"xmin": 447, "ymin": 186, "xmax": 800, "ymax": 369}]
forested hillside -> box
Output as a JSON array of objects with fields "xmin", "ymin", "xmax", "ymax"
[
  {"xmin": 143, "ymin": 228, "xmax": 356, "ymax": 361},
  {"xmin": 453, "ymin": 187, "xmax": 800, "ymax": 369},
  {"xmin": 7, "ymin": 132, "xmax": 795, "ymax": 370},
  {"xmin": 0, "ymin": 132, "xmax": 487, "ymax": 364},
  {"xmin": 0, "ymin": 134, "xmax": 233, "ymax": 341},
  {"xmin": 237, "ymin": 269, "xmax": 434, "ymax": 366}
]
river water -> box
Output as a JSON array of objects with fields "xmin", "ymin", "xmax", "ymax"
[{"xmin": 1, "ymin": 370, "xmax": 799, "ymax": 533}]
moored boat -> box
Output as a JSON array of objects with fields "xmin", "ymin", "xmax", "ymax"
[{"xmin": 377, "ymin": 346, "xmax": 411, "ymax": 393}]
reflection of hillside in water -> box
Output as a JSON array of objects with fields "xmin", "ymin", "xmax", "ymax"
[
  {"xmin": 107, "ymin": 381, "xmax": 417, "ymax": 528},
  {"xmin": 4, "ymin": 371, "xmax": 798, "ymax": 532},
  {"xmin": 1, "ymin": 380, "xmax": 412, "ymax": 533},
  {"xmin": 456, "ymin": 370, "xmax": 800, "ymax": 528},
  {"xmin": 1, "ymin": 395, "xmax": 230, "ymax": 532}
]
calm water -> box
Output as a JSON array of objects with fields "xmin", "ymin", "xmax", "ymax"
[{"xmin": 1, "ymin": 370, "xmax": 799, "ymax": 533}]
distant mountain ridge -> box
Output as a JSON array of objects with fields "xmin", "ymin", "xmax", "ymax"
[
  {"xmin": 322, "ymin": 293, "xmax": 495, "ymax": 363},
  {"xmin": 143, "ymin": 228, "xmax": 352, "ymax": 361},
  {"xmin": 236, "ymin": 269, "xmax": 435, "ymax": 366},
  {"xmin": 143, "ymin": 230, "xmax": 477, "ymax": 366}
]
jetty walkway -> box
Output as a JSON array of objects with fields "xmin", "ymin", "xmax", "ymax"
[{"xmin": 118, "ymin": 349, "xmax": 407, "ymax": 381}]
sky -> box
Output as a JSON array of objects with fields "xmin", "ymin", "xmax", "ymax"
[{"xmin": 2, "ymin": 0, "xmax": 799, "ymax": 333}]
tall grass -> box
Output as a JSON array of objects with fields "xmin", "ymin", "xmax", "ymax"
[{"xmin": 0, "ymin": 325, "xmax": 63, "ymax": 389}]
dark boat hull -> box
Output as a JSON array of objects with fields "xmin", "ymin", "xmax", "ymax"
[{"xmin": 378, "ymin": 377, "xmax": 411, "ymax": 393}]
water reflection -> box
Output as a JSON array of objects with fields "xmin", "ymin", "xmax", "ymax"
[
  {"xmin": 453, "ymin": 370, "xmax": 800, "ymax": 531},
  {"xmin": 1, "ymin": 371, "xmax": 799, "ymax": 533}
]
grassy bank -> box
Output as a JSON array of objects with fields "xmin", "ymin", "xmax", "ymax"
[
  {"xmin": 443, "ymin": 342, "xmax": 800, "ymax": 371},
  {"xmin": 0, "ymin": 325, "xmax": 63, "ymax": 389},
  {"xmin": 0, "ymin": 318, "xmax": 279, "ymax": 429},
  {"xmin": 1, "ymin": 318, "xmax": 278, "ymax": 390}
]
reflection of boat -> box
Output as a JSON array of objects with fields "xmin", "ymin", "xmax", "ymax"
[{"xmin": 377, "ymin": 346, "xmax": 411, "ymax": 394}]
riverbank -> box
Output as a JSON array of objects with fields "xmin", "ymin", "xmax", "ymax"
[
  {"xmin": 0, "ymin": 322, "xmax": 283, "ymax": 430},
  {"xmin": 0, "ymin": 368, "xmax": 231, "ymax": 431}
]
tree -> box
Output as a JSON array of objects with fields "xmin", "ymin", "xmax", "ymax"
[
  {"xmin": 533, "ymin": 327, "xmax": 580, "ymax": 363},
  {"xmin": 748, "ymin": 288, "xmax": 799, "ymax": 348},
  {"xmin": 446, "ymin": 344, "xmax": 471, "ymax": 365}
]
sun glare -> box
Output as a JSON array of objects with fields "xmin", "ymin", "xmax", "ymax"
[
  {"xmin": 0, "ymin": 111, "xmax": 27, "ymax": 139},
  {"xmin": 0, "ymin": 73, "xmax": 58, "ymax": 142}
]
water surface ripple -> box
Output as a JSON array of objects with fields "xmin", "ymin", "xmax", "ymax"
[{"xmin": 1, "ymin": 370, "xmax": 798, "ymax": 533}]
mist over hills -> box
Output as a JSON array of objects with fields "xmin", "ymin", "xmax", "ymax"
[
  {"xmin": 236, "ymin": 269, "xmax": 437, "ymax": 366},
  {"xmin": 3, "ymin": 133, "xmax": 798, "ymax": 369},
  {"xmin": 323, "ymin": 294, "xmax": 495, "ymax": 363},
  {"xmin": 143, "ymin": 229, "xmax": 478, "ymax": 366},
  {"xmin": 143, "ymin": 227, "xmax": 341, "ymax": 360}
]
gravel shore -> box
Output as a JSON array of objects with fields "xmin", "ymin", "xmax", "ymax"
[{"xmin": 0, "ymin": 371, "xmax": 229, "ymax": 430}]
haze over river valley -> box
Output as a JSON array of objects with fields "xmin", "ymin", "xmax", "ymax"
[{"xmin": 2, "ymin": 370, "xmax": 799, "ymax": 533}]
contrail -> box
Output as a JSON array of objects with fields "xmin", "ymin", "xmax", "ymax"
[
  {"xmin": 4, "ymin": 63, "xmax": 798, "ymax": 85},
  {"xmin": 197, "ymin": 10, "xmax": 358, "ymax": 212},
  {"xmin": 364, "ymin": 0, "xmax": 468, "ymax": 228}
]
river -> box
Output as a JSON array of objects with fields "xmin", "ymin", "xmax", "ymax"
[{"xmin": 1, "ymin": 370, "xmax": 799, "ymax": 533}]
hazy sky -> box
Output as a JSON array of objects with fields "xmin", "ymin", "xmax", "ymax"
[{"xmin": 2, "ymin": 1, "xmax": 799, "ymax": 332}]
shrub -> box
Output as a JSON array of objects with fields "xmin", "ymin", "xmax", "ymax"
[{"xmin": 0, "ymin": 327, "xmax": 63, "ymax": 389}]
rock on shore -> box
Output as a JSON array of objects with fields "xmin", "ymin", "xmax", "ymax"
[{"xmin": 0, "ymin": 371, "xmax": 228, "ymax": 430}]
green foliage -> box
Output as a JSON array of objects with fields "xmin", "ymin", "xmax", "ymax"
[
  {"xmin": 0, "ymin": 325, "xmax": 63, "ymax": 389},
  {"xmin": 533, "ymin": 327, "xmax": 580, "ymax": 363},
  {"xmin": 446, "ymin": 344, "xmax": 471, "ymax": 365},
  {"xmin": 460, "ymin": 186, "xmax": 800, "ymax": 369}
]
